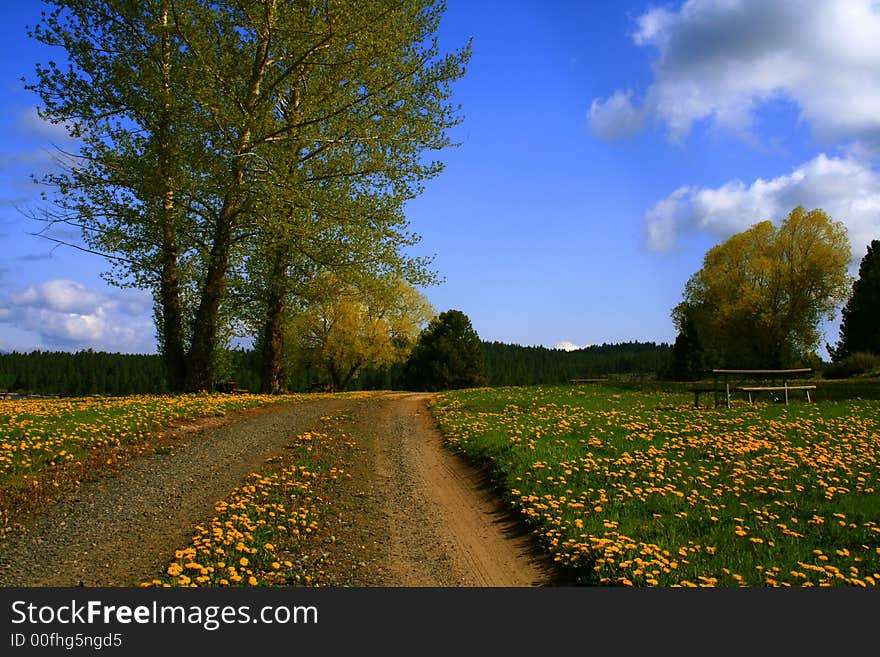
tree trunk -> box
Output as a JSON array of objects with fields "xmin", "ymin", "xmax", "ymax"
[
  {"xmin": 259, "ymin": 251, "xmax": 290, "ymax": 394},
  {"xmin": 184, "ymin": 14, "xmax": 273, "ymax": 392},
  {"xmin": 185, "ymin": 209, "xmax": 233, "ymax": 391},
  {"xmin": 338, "ymin": 362, "xmax": 362, "ymax": 392},
  {"xmin": 159, "ymin": 245, "xmax": 187, "ymax": 391},
  {"xmin": 327, "ymin": 359, "xmax": 342, "ymax": 392},
  {"xmin": 156, "ymin": 5, "xmax": 187, "ymax": 392}
]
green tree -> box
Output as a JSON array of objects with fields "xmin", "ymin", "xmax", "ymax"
[
  {"xmin": 671, "ymin": 309, "xmax": 713, "ymax": 380},
  {"xmin": 28, "ymin": 0, "xmax": 469, "ymax": 392},
  {"xmin": 829, "ymin": 239, "xmax": 880, "ymax": 360},
  {"xmin": 405, "ymin": 309, "xmax": 486, "ymax": 391},
  {"xmin": 237, "ymin": 0, "xmax": 464, "ymax": 394},
  {"xmin": 290, "ymin": 274, "xmax": 434, "ymax": 391},
  {"xmin": 672, "ymin": 207, "xmax": 852, "ymax": 368},
  {"xmin": 242, "ymin": 186, "xmax": 436, "ymax": 393},
  {"xmin": 27, "ymin": 0, "xmax": 203, "ymax": 390}
]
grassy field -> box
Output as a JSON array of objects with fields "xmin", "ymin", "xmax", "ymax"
[{"xmin": 428, "ymin": 384, "xmax": 880, "ymax": 587}]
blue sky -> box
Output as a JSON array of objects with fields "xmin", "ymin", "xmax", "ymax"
[{"xmin": 2, "ymin": 0, "xmax": 879, "ymax": 355}]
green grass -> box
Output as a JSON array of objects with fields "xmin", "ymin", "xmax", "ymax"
[{"xmin": 428, "ymin": 384, "xmax": 880, "ymax": 587}]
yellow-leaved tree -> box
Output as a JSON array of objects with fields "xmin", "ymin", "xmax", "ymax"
[
  {"xmin": 290, "ymin": 274, "xmax": 435, "ymax": 391},
  {"xmin": 672, "ymin": 206, "xmax": 852, "ymax": 371}
]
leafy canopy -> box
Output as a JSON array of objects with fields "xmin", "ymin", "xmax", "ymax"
[
  {"xmin": 27, "ymin": 0, "xmax": 470, "ymax": 391},
  {"xmin": 672, "ymin": 206, "xmax": 852, "ymax": 369}
]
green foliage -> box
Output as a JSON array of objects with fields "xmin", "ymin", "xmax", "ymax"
[
  {"xmin": 234, "ymin": 0, "xmax": 468, "ymax": 393},
  {"xmin": 404, "ymin": 309, "xmax": 486, "ymax": 391},
  {"xmin": 673, "ymin": 207, "xmax": 852, "ymax": 370},
  {"xmin": 288, "ymin": 275, "xmax": 434, "ymax": 391},
  {"xmin": 829, "ymin": 240, "xmax": 880, "ymax": 361},
  {"xmin": 822, "ymin": 352, "xmax": 880, "ymax": 379},
  {"xmin": 1, "ymin": 340, "xmax": 674, "ymax": 396},
  {"xmin": 671, "ymin": 311, "xmax": 712, "ymax": 380},
  {"xmin": 479, "ymin": 341, "xmax": 672, "ymax": 386},
  {"xmin": 0, "ymin": 350, "xmax": 166, "ymax": 395},
  {"xmin": 27, "ymin": 0, "xmax": 470, "ymax": 392},
  {"xmin": 0, "ymin": 348, "xmax": 274, "ymax": 396}
]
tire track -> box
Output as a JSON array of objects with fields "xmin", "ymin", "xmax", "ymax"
[{"xmin": 359, "ymin": 393, "xmax": 554, "ymax": 586}]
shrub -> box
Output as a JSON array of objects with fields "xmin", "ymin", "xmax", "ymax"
[{"xmin": 822, "ymin": 351, "xmax": 880, "ymax": 379}]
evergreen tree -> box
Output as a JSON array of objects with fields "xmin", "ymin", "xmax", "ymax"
[
  {"xmin": 404, "ymin": 310, "xmax": 486, "ymax": 391},
  {"xmin": 829, "ymin": 239, "xmax": 880, "ymax": 360}
]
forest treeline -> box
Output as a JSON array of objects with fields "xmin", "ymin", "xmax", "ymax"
[
  {"xmin": 0, "ymin": 341, "xmax": 672, "ymax": 396},
  {"xmin": 480, "ymin": 341, "xmax": 672, "ymax": 386}
]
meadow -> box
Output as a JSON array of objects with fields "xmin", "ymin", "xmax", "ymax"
[{"xmin": 428, "ymin": 384, "xmax": 880, "ymax": 587}]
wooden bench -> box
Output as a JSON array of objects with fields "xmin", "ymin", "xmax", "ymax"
[
  {"xmin": 736, "ymin": 385, "xmax": 816, "ymax": 404},
  {"xmin": 688, "ymin": 387, "xmax": 717, "ymax": 407},
  {"xmin": 711, "ymin": 368, "xmax": 814, "ymax": 408},
  {"xmin": 568, "ymin": 378, "xmax": 609, "ymax": 384}
]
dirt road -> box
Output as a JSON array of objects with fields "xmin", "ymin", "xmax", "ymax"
[
  {"xmin": 0, "ymin": 393, "xmax": 555, "ymax": 587},
  {"xmin": 342, "ymin": 393, "xmax": 554, "ymax": 586}
]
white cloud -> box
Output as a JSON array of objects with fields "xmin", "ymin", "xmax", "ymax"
[
  {"xmin": 633, "ymin": 7, "xmax": 675, "ymax": 47},
  {"xmin": 588, "ymin": 90, "xmax": 644, "ymax": 141},
  {"xmin": 11, "ymin": 279, "xmax": 105, "ymax": 315},
  {"xmin": 554, "ymin": 340, "xmax": 588, "ymax": 351},
  {"xmin": 591, "ymin": 0, "xmax": 880, "ymax": 146},
  {"xmin": 0, "ymin": 279, "xmax": 156, "ymax": 353},
  {"xmin": 644, "ymin": 153, "xmax": 880, "ymax": 258},
  {"xmin": 644, "ymin": 186, "xmax": 693, "ymax": 251},
  {"xmin": 17, "ymin": 106, "xmax": 76, "ymax": 142}
]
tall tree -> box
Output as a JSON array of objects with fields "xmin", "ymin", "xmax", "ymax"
[
  {"xmin": 672, "ymin": 207, "xmax": 852, "ymax": 368},
  {"xmin": 241, "ymin": 180, "xmax": 435, "ymax": 393},
  {"xmin": 28, "ymin": 0, "xmax": 469, "ymax": 391},
  {"xmin": 290, "ymin": 273, "xmax": 434, "ymax": 391},
  {"xmin": 829, "ymin": 239, "xmax": 880, "ymax": 360},
  {"xmin": 27, "ymin": 0, "xmax": 205, "ymax": 390},
  {"xmin": 404, "ymin": 309, "xmax": 486, "ymax": 391},
  {"xmin": 238, "ymin": 0, "xmax": 463, "ymax": 393}
]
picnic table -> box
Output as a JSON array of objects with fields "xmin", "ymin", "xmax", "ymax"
[{"xmin": 690, "ymin": 368, "xmax": 815, "ymax": 408}]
